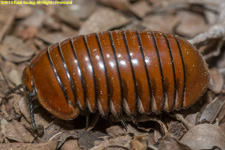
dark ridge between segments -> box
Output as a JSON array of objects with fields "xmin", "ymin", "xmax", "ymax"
[
  {"xmin": 70, "ymin": 38, "xmax": 86, "ymax": 110},
  {"xmin": 163, "ymin": 33, "xmax": 177, "ymax": 111},
  {"xmin": 136, "ymin": 30, "xmax": 153, "ymax": 113},
  {"xmin": 95, "ymin": 33, "xmax": 110, "ymax": 115},
  {"xmin": 174, "ymin": 35, "xmax": 186, "ymax": 108},
  {"xmin": 83, "ymin": 35, "xmax": 98, "ymax": 113},
  {"xmin": 58, "ymin": 42, "xmax": 77, "ymax": 106},
  {"xmin": 150, "ymin": 31, "xmax": 166, "ymax": 111},
  {"xmin": 122, "ymin": 31, "xmax": 138, "ymax": 115},
  {"xmin": 109, "ymin": 31, "xmax": 124, "ymax": 114},
  {"xmin": 47, "ymin": 46, "xmax": 70, "ymax": 104}
]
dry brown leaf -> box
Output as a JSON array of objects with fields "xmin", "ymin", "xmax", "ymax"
[
  {"xmin": 129, "ymin": 1, "xmax": 151, "ymax": 18},
  {"xmin": 38, "ymin": 123, "xmax": 61, "ymax": 143},
  {"xmin": 60, "ymin": 24, "xmax": 79, "ymax": 38},
  {"xmin": 25, "ymin": 39, "xmax": 39, "ymax": 53},
  {"xmin": 204, "ymin": 9, "xmax": 218, "ymax": 25},
  {"xmin": 53, "ymin": 130, "xmax": 78, "ymax": 149},
  {"xmin": 209, "ymin": 68, "xmax": 224, "ymax": 93},
  {"xmin": 198, "ymin": 95, "xmax": 225, "ymax": 123},
  {"xmin": 122, "ymin": 20, "xmax": 146, "ymax": 30},
  {"xmin": 12, "ymin": 95, "xmax": 22, "ymax": 117},
  {"xmin": 36, "ymin": 31, "xmax": 68, "ymax": 44},
  {"xmin": 1, "ymin": 119, "xmax": 34, "ymax": 142},
  {"xmin": 0, "ymin": 58, "xmax": 8, "ymax": 93},
  {"xmin": 0, "ymin": 140, "xmax": 57, "ymax": 150},
  {"xmin": 19, "ymin": 97, "xmax": 52, "ymax": 129},
  {"xmin": 79, "ymin": 7, "xmax": 131, "ymax": 34},
  {"xmin": 158, "ymin": 135, "xmax": 192, "ymax": 150},
  {"xmin": 56, "ymin": 6, "xmax": 82, "ymax": 29},
  {"xmin": 78, "ymin": 130, "xmax": 106, "ymax": 149},
  {"xmin": 176, "ymin": 10, "xmax": 209, "ymax": 37},
  {"xmin": 130, "ymin": 137, "xmax": 148, "ymax": 150},
  {"xmin": 217, "ymin": 47, "xmax": 225, "ymax": 69},
  {"xmin": 21, "ymin": 8, "xmax": 46, "ymax": 28},
  {"xmin": 184, "ymin": 112, "xmax": 199, "ymax": 128},
  {"xmin": 15, "ymin": 5, "xmax": 32, "ymax": 19},
  {"xmin": 106, "ymin": 125, "xmax": 125, "ymax": 138},
  {"xmin": 0, "ymin": 36, "xmax": 35, "ymax": 63},
  {"xmin": 167, "ymin": 121, "xmax": 187, "ymax": 140},
  {"xmin": 8, "ymin": 70, "xmax": 21, "ymax": 86},
  {"xmin": 188, "ymin": 2, "xmax": 225, "ymax": 45},
  {"xmin": 67, "ymin": 0, "xmax": 97, "ymax": 20},
  {"xmin": 148, "ymin": 0, "xmax": 173, "ymax": 5},
  {"xmin": 1, "ymin": 94, "xmax": 21, "ymax": 121},
  {"xmin": 0, "ymin": 1, "xmax": 224, "ymax": 149},
  {"xmin": 17, "ymin": 26, "xmax": 38, "ymax": 40},
  {"xmin": 180, "ymin": 124, "xmax": 225, "ymax": 150},
  {"xmin": 220, "ymin": 121, "xmax": 225, "ymax": 131},
  {"xmin": 0, "ymin": 45, "xmax": 29, "ymax": 63},
  {"xmin": 0, "ymin": 131, "xmax": 5, "ymax": 143},
  {"xmin": 91, "ymin": 135, "xmax": 131, "ymax": 150},
  {"xmin": 43, "ymin": 16, "xmax": 61, "ymax": 31},
  {"xmin": 33, "ymin": 38, "xmax": 47, "ymax": 51},
  {"xmin": 153, "ymin": 130, "xmax": 162, "ymax": 143},
  {"xmin": 0, "ymin": 5, "xmax": 17, "ymax": 43},
  {"xmin": 61, "ymin": 139, "xmax": 80, "ymax": 150},
  {"xmin": 146, "ymin": 132, "xmax": 155, "ymax": 146},
  {"xmin": 217, "ymin": 103, "xmax": 225, "ymax": 123},
  {"xmin": 97, "ymin": 0, "xmax": 130, "ymax": 12},
  {"xmin": 135, "ymin": 116, "xmax": 168, "ymax": 135},
  {"xmin": 127, "ymin": 124, "xmax": 148, "ymax": 136},
  {"xmin": 19, "ymin": 97, "xmax": 31, "ymax": 123},
  {"xmin": 33, "ymin": 112, "xmax": 53, "ymax": 129},
  {"xmin": 143, "ymin": 14, "xmax": 179, "ymax": 32}
]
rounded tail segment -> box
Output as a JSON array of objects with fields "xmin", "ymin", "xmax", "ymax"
[{"xmin": 177, "ymin": 37, "xmax": 209, "ymax": 108}]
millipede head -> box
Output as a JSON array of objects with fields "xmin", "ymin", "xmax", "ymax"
[{"xmin": 22, "ymin": 65, "xmax": 36, "ymax": 99}]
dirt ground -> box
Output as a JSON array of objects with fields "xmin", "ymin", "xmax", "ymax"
[{"xmin": 0, "ymin": 0, "xmax": 225, "ymax": 150}]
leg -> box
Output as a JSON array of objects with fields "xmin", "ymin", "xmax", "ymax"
[
  {"xmin": 87, "ymin": 113, "xmax": 100, "ymax": 131},
  {"xmin": 29, "ymin": 101, "xmax": 36, "ymax": 128},
  {"xmin": 119, "ymin": 115, "xmax": 127, "ymax": 131},
  {"xmin": 85, "ymin": 111, "xmax": 89, "ymax": 129}
]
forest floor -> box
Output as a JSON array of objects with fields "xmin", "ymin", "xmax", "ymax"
[{"xmin": 0, "ymin": 0, "xmax": 225, "ymax": 150}]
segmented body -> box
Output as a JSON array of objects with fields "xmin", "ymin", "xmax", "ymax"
[{"xmin": 22, "ymin": 30, "xmax": 209, "ymax": 120}]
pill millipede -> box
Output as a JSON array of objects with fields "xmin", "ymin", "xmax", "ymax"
[{"xmin": 5, "ymin": 29, "xmax": 210, "ymax": 128}]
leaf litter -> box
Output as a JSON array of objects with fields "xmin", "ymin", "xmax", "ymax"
[{"xmin": 0, "ymin": 0, "xmax": 225, "ymax": 149}]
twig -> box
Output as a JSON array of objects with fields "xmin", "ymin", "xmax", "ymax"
[
  {"xmin": 174, "ymin": 113, "xmax": 191, "ymax": 130},
  {"xmin": 188, "ymin": 2, "xmax": 225, "ymax": 45}
]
